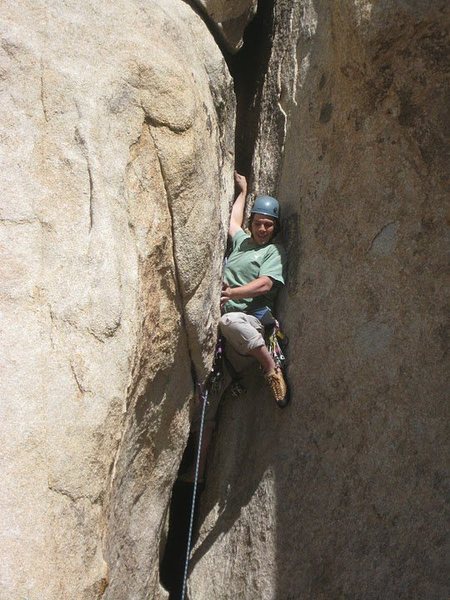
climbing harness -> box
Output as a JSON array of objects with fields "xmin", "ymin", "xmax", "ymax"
[{"xmin": 180, "ymin": 382, "xmax": 208, "ymax": 600}]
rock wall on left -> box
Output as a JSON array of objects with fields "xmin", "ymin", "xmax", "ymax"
[{"xmin": 0, "ymin": 1, "xmax": 234, "ymax": 598}]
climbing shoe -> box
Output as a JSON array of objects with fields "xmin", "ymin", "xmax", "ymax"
[{"xmin": 265, "ymin": 367, "xmax": 289, "ymax": 408}]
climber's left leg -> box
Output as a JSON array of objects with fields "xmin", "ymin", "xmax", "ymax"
[{"xmin": 220, "ymin": 312, "xmax": 288, "ymax": 406}]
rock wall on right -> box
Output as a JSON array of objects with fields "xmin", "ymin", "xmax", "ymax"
[
  {"xmin": 190, "ymin": 1, "xmax": 449, "ymax": 599},
  {"xmin": 274, "ymin": 1, "xmax": 449, "ymax": 597}
]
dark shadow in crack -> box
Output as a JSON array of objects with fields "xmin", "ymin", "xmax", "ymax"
[
  {"xmin": 181, "ymin": 0, "xmax": 275, "ymax": 177},
  {"xmin": 160, "ymin": 434, "xmax": 204, "ymax": 600}
]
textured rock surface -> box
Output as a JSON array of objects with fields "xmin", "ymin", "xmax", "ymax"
[
  {"xmin": 190, "ymin": 1, "xmax": 449, "ymax": 599},
  {"xmin": 2, "ymin": 0, "xmax": 449, "ymax": 598},
  {"xmin": 193, "ymin": 0, "xmax": 258, "ymax": 52},
  {"xmin": 0, "ymin": 1, "xmax": 234, "ymax": 598}
]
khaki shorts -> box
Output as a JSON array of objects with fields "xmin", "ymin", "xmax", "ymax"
[
  {"xmin": 219, "ymin": 312, "xmax": 265, "ymax": 354},
  {"xmin": 191, "ymin": 312, "xmax": 264, "ymax": 429}
]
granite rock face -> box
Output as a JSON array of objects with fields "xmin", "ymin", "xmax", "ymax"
[
  {"xmin": 0, "ymin": 1, "xmax": 234, "ymax": 598},
  {"xmin": 190, "ymin": 1, "xmax": 449, "ymax": 599},
  {"xmin": 2, "ymin": 0, "xmax": 449, "ymax": 598}
]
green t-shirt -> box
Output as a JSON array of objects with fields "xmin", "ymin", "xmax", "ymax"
[{"xmin": 223, "ymin": 228, "xmax": 286, "ymax": 314}]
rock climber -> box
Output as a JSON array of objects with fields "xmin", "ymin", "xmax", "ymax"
[
  {"xmin": 219, "ymin": 171, "xmax": 288, "ymax": 402},
  {"xmin": 180, "ymin": 171, "xmax": 288, "ymax": 483}
]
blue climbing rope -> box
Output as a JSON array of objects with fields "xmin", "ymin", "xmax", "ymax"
[{"xmin": 180, "ymin": 384, "xmax": 208, "ymax": 600}]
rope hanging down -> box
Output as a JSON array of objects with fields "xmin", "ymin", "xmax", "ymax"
[
  {"xmin": 180, "ymin": 384, "xmax": 209, "ymax": 600},
  {"xmin": 179, "ymin": 327, "xmax": 285, "ymax": 598}
]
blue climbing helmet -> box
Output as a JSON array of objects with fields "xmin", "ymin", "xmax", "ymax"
[{"xmin": 250, "ymin": 195, "xmax": 280, "ymax": 220}]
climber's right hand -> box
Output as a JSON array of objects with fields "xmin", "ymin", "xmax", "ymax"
[{"xmin": 234, "ymin": 171, "xmax": 247, "ymax": 193}]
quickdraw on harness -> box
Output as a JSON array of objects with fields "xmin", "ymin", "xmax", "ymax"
[{"xmin": 265, "ymin": 319, "xmax": 287, "ymax": 369}]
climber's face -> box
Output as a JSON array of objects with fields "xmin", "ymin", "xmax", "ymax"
[{"xmin": 251, "ymin": 214, "xmax": 276, "ymax": 246}]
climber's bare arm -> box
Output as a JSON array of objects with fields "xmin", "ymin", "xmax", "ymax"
[
  {"xmin": 229, "ymin": 171, "xmax": 247, "ymax": 237},
  {"xmin": 220, "ymin": 276, "xmax": 273, "ymax": 307}
]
